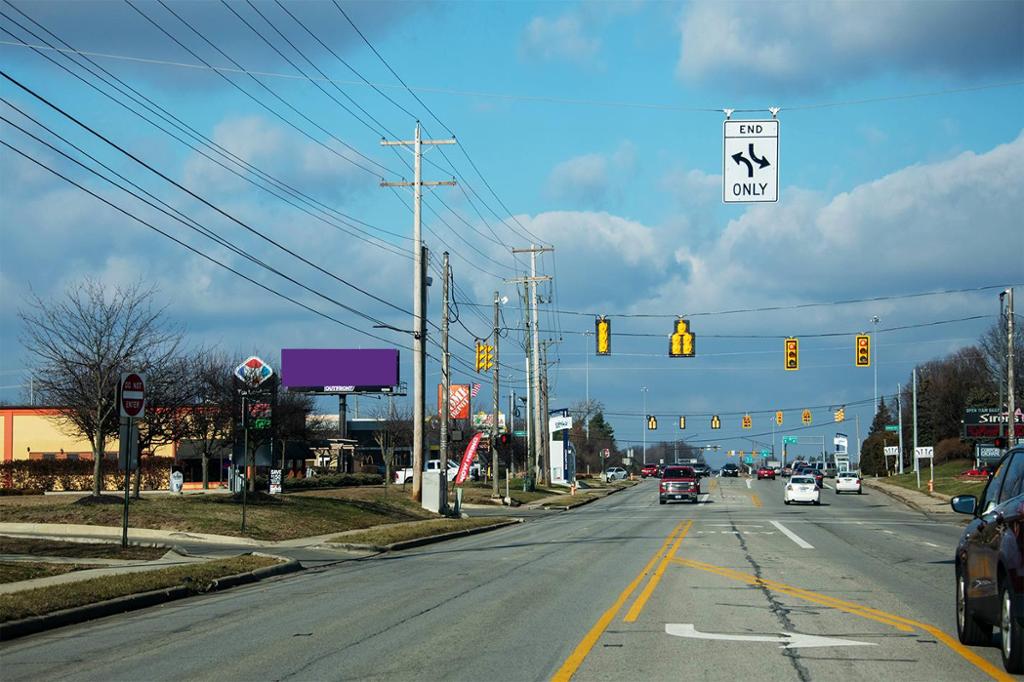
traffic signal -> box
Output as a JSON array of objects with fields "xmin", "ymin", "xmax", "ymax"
[
  {"xmin": 994, "ymin": 436, "xmax": 1007, "ymax": 449},
  {"xmin": 775, "ymin": 410, "xmax": 784, "ymax": 425},
  {"xmin": 596, "ymin": 316, "xmax": 611, "ymax": 356},
  {"xmin": 802, "ymin": 409, "xmax": 812, "ymax": 425},
  {"xmin": 669, "ymin": 318, "xmax": 695, "ymax": 357},
  {"xmin": 498, "ymin": 432, "xmax": 510, "ymax": 446},
  {"xmin": 678, "ymin": 416, "xmax": 686, "ymax": 430},
  {"xmin": 834, "ymin": 407, "xmax": 845, "ymax": 422},
  {"xmin": 483, "ymin": 344, "xmax": 494, "ymax": 371},
  {"xmin": 742, "ymin": 414, "xmax": 752, "ymax": 429},
  {"xmin": 784, "ymin": 337, "xmax": 799, "ymax": 371},
  {"xmin": 711, "ymin": 415, "xmax": 721, "ymax": 429},
  {"xmin": 647, "ymin": 415, "xmax": 658, "ymax": 430},
  {"xmin": 474, "ymin": 341, "xmax": 484, "ymax": 372},
  {"xmin": 856, "ymin": 334, "xmax": 871, "ymax": 367}
]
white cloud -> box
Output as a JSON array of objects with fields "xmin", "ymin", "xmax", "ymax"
[
  {"xmin": 546, "ymin": 142, "xmax": 638, "ymax": 207},
  {"xmin": 521, "ymin": 13, "xmax": 600, "ymax": 64},
  {"xmin": 677, "ymin": 0, "xmax": 1024, "ymax": 92}
]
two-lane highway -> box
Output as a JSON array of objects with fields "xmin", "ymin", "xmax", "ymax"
[{"xmin": 0, "ymin": 478, "xmax": 1010, "ymax": 681}]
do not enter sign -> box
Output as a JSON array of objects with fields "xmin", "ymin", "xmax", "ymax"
[{"xmin": 120, "ymin": 372, "xmax": 146, "ymax": 418}]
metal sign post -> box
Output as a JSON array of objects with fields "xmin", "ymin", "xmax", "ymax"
[{"xmin": 119, "ymin": 373, "xmax": 145, "ymax": 549}]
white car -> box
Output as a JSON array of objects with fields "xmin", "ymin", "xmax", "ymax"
[
  {"xmin": 605, "ymin": 467, "xmax": 628, "ymax": 481},
  {"xmin": 394, "ymin": 459, "xmax": 480, "ymax": 484},
  {"xmin": 784, "ymin": 475, "xmax": 820, "ymax": 505},
  {"xmin": 835, "ymin": 472, "xmax": 862, "ymax": 494}
]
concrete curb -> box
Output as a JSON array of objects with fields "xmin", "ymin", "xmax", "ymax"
[
  {"xmin": 0, "ymin": 555, "xmax": 302, "ymax": 642},
  {"xmin": 326, "ymin": 518, "xmax": 523, "ymax": 553},
  {"xmin": 862, "ymin": 479, "xmax": 955, "ymax": 516}
]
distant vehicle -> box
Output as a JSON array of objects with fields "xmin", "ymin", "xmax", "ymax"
[
  {"xmin": 780, "ymin": 465, "xmax": 794, "ymax": 477},
  {"xmin": 641, "ymin": 464, "xmax": 659, "ymax": 478},
  {"xmin": 721, "ymin": 463, "xmax": 740, "ymax": 477},
  {"xmin": 605, "ymin": 467, "xmax": 628, "ymax": 481},
  {"xmin": 756, "ymin": 466, "xmax": 776, "ymax": 480},
  {"xmin": 394, "ymin": 459, "xmax": 479, "ymax": 485},
  {"xmin": 785, "ymin": 475, "xmax": 821, "ymax": 505},
  {"xmin": 659, "ymin": 466, "xmax": 700, "ymax": 504},
  {"xmin": 692, "ymin": 463, "xmax": 711, "ymax": 478},
  {"xmin": 835, "ymin": 472, "xmax": 862, "ymax": 494},
  {"xmin": 951, "ymin": 447, "xmax": 1024, "ymax": 674},
  {"xmin": 795, "ymin": 467, "xmax": 824, "ymax": 488}
]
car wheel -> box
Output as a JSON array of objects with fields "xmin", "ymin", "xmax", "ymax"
[
  {"xmin": 857, "ymin": 489, "xmax": 862, "ymax": 495},
  {"xmin": 957, "ymin": 567, "xmax": 993, "ymax": 645},
  {"xmin": 660, "ymin": 498, "xmax": 666, "ymax": 505},
  {"xmin": 784, "ymin": 499, "xmax": 790, "ymax": 505},
  {"xmin": 813, "ymin": 499, "xmax": 820, "ymax": 505},
  {"xmin": 1001, "ymin": 580, "xmax": 1023, "ymax": 673}
]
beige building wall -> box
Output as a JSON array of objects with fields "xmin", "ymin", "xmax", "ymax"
[{"xmin": 2, "ymin": 408, "xmax": 173, "ymax": 462}]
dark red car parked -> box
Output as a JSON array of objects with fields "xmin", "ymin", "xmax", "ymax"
[{"xmin": 952, "ymin": 446, "xmax": 1024, "ymax": 674}]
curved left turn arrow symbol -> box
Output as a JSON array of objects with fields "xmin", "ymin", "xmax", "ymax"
[{"xmin": 665, "ymin": 624, "xmax": 874, "ymax": 649}]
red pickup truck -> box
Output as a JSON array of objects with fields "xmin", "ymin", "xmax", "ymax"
[{"xmin": 659, "ymin": 466, "xmax": 700, "ymax": 504}]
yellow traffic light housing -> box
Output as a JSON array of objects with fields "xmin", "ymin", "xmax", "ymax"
[
  {"xmin": 856, "ymin": 334, "xmax": 871, "ymax": 367},
  {"xmin": 775, "ymin": 410, "xmax": 784, "ymax": 425},
  {"xmin": 595, "ymin": 316, "xmax": 611, "ymax": 356},
  {"xmin": 474, "ymin": 341, "xmax": 484, "ymax": 373},
  {"xmin": 669, "ymin": 318, "xmax": 695, "ymax": 357},
  {"xmin": 678, "ymin": 416, "xmax": 686, "ymax": 430},
  {"xmin": 647, "ymin": 415, "xmax": 658, "ymax": 430},
  {"xmin": 802, "ymin": 409, "xmax": 812, "ymax": 425},
  {"xmin": 834, "ymin": 407, "xmax": 845, "ymax": 422},
  {"xmin": 483, "ymin": 344, "xmax": 495, "ymax": 371},
  {"xmin": 784, "ymin": 337, "xmax": 799, "ymax": 371},
  {"xmin": 711, "ymin": 415, "xmax": 721, "ymax": 429},
  {"xmin": 742, "ymin": 414, "xmax": 752, "ymax": 429}
]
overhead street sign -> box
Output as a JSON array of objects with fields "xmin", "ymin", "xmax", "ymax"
[
  {"xmin": 120, "ymin": 372, "xmax": 146, "ymax": 419},
  {"xmin": 783, "ymin": 436, "xmax": 798, "ymax": 445},
  {"xmin": 723, "ymin": 119, "xmax": 779, "ymax": 203}
]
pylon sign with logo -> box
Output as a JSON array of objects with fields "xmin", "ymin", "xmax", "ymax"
[{"xmin": 235, "ymin": 356, "xmax": 274, "ymax": 388}]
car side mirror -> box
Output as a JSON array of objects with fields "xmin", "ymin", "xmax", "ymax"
[{"xmin": 950, "ymin": 495, "xmax": 977, "ymax": 515}]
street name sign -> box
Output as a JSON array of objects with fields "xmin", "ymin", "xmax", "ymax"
[
  {"xmin": 120, "ymin": 372, "xmax": 146, "ymax": 418},
  {"xmin": 783, "ymin": 436, "xmax": 798, "ymax": 445},
  {"xmin": 723, "ymin": 120, "xmax": 779, "ymax": 203}
]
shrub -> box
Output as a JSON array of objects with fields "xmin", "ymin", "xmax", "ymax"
[
  {"xmin": 934, "ymin": 438, "xmax": 972, "ymax": 465},
  {"xmin": 0, "ymin": 457, "xmax": 173, "ymax": 492}
]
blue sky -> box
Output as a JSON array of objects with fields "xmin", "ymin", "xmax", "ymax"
[{"xmin": 1, "ymin": 0, "xmax": 1022, "ymax": 466}]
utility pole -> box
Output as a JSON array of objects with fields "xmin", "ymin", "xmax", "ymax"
[
  {"xmin": 439, "ymin": 252, "xmax": 450, "ymax": 513},
  {"xmin": 541, "ymin": 341, "xmax": 550, "ymax": 483},
  {"xmin": 641, "ymin": 386, "xmax": 649, "ymax": 465},
  {"xmin": 381, "ymin": 123, "xmax": 455, "ymax": 502},
  {"xmin": 871, "ymin": 315, "xmax": 880, "ymax": 411},
  {"xmin": 897, "ymin": 383, "xmax": 905, "ymax": 474},
  {"xmin": 492, "ymin": 291, "xmax": 501, "ymax": 497},
  {"xmin": 913, "ymin": 368, "xmax": 920, "ymax": 488},
  {"xmin": 508, "ymin": 245, "xmax": 553, "ymax": 486},
  {"xmin": 1005, "ymin": 288, "xmax": 1017, "ymax": 446}
]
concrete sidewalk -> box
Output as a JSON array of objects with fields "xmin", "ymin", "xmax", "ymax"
[
  {"xmin": 0, "ymin": 549, "xmax": 206, "ymax": 595},
  {"xmin": 0, "ymin": 523, "xmax": 347, "ymax": 550},
  {"xmin": 862, "ymin": 477, "xmax": 958, "ymax": 517}
]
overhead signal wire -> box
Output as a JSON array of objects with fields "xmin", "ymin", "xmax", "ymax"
[
  {"xmin": 0, "ymin": 4, "xmax": 411, "ymax": 251},
  {"xmin": 1, "ymin": 138, "xmax": 414, "ymax": 351},
  {"xmin": 124, "ymin": 0, "xmax": 399, "ymax": 180},
  {"xmin": 604, "ymin": 393, "xmax": 884, "ymax": 419},
  {"xmin": 1, "ymin": 70, "xmax": 415, "ymax": 318}
]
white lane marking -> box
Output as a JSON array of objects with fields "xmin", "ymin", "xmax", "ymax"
[
  {"xmin": 883, "ymin": 530, "xmax": 895, "ymax": 534},
  {"xmin": 822, "ymin": 483, "xmax": 833, "ymax": 490},
  {"xmin": 746, "ymin": 479, "xmax": 752, "ymax": 489},
  {"xmin": 665, "ymin": 624, "xmax": 874, "ymax": 649},
  {"xmin": 705, "ymin": 524, "xmax": 764, "ymax": 528},
  {"xmin": 770, "ymin": 520, "xmax": 814, "ymax": 549},
  {"xmin": 924, "ymin": 542, "xmax": 941, "ymax": 548}
]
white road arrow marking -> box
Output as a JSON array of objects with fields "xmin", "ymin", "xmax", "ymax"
[{"xmin": 665, "ymin": 624, "xmax": 875, "ymax": 649}]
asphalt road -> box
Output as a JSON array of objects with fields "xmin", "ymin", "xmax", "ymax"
[{"xmin": 1, "ymin": 478, "xmax": 1013, "ymax": 681}]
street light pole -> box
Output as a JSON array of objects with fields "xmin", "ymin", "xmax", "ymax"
[
  {"xmin": 871, "ymin": 315, "xmax": 880, "ymax": 412},
  {"xmin": 641, "ymin": 386, "xmax": 648, "ymax": 466}
]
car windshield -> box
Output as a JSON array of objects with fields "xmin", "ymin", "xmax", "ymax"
[{"xmin": 664, "ymin": 468, "xmax": 694, "ymax": 478}]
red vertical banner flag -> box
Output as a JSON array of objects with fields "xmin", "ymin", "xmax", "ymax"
[{"xmin": 455, "ymin": 432, "xmax": 484, "ymax": 485}]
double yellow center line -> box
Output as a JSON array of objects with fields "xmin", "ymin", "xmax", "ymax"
[{"xmin": 550, "ymin": 520, "xmax": 692, "ymax": 682}]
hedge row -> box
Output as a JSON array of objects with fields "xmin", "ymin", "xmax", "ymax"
[
  {"xmin": 0, "ymin": 457, "xmax": 173, "ymax": 492},
  {"xmin": 252, "ymin": 472, "xmax": 384, "ymax": 491}
]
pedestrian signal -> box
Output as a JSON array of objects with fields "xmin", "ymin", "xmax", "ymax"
[
  {"xmin": 595, "ymin": 316, "xmax": 611, "ymax": 356},
  {"xmin": 802, "ymin": 409, "xmax": 812, "ymax": 425},
  {"xmin": 834, "ymin": 407, "xmax": 845, "ymax": 422},
  {"xmin": 711, "ymin": 415, "xmax": 721, "ymax": 429},
  {"xmin": 784, "ymin": 337, "xmax": 799, "ymax": 371},
  {"xmin": 775, "ymin": 410, "xmax": 784, "ymax": 425},
  {"xmin": 647, "ymin": 415, "xmax": 658, "ymax": 430},
  {"xmin": 856, "ymin": 334, "xmax": 870, "ymax": 367},
  {"xmin": 678, "ymin": 416, "xmax": 686, "ymax": 430},
  {"xmin": 669, "ymin": 318, "xmax": 695, "ymax": 357},
  {"xmin": 742, "ymin": 414, "xmax": 752, "ymax": 429}
]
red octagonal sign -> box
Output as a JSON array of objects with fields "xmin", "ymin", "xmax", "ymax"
[{"xmin": 120, "ymin": 372, "xmax": 146, "ymax": 418}]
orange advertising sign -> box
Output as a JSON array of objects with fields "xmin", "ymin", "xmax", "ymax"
[{"xmin": 438, "ymin": 384, "xmax": 471, "ymax": 420}]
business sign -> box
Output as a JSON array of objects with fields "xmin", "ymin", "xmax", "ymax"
[
  {"xmin": 884, "ymin": 446, "xmax": 899, "ymax": 457},
  {"xmin": 471, "ymin": 411, "xmax": 507, "ymax": 430},
  {"xmin": 119, "ymin": 372, "xmax": 146, "ymax": 418},
  {"xmin": 235, "ymin": 356, "xmax": 273, "ymax": 388},
  {"xmin": 455, "ymin": 432, "xmax": 483, "ymax": 485},
  {"xmin": 963, "ymin": 407, "xmax": 1024, "ymax": 439},
  {"xmin": 915, "ymin": 447, "xmax": 934, "ymax": 459},
  {"xmin": 550, "ymin": 415, "xmax": 573, "ymax": 432},
  {"xmin": 280, "ymin": 349, "xmax": 399, "ymax": 393},
  {"xmin": 834, "ymin": 433, "xmax": 848, "ymax": 456},
  {"xmin": 977, "ymin": 445, "xmax": 1002, "ymax": 462},
  {"xmin": 269, "ymin": 469, "xmax": 282, "ymax": 495},
  {"xmin": 723, "ymin": 119, "xmax": 779, "ymax": 203},
  {"xmin": 438, "ymin": 384, "xmax": 471, "ymax": 420}
]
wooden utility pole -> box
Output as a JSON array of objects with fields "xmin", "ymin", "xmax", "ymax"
[
  {"xmin": 381, "ymin": 124, "xmax": 455, "ymax": 501},
  {"xmin": 440, "ymin": 252, "xmax": 450, "ymax": 512},
  {"xmin": 492, "ymin": 291, "xmax": 501, "ymax": 497}
]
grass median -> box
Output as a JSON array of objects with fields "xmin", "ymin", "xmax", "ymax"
[
  {"xmin": 0, "ymin": 554, "xmax": 281, "ymax": 623},
  {"xmin": 329, "ymin": 517, "xmax": 514, "ymax": 547},
  {"xmin": 0, "ymin": 562, "xmax": 101, "ymax": 585},
  {"xmin": 0, "ymin": 537, "xmax": 167, "ymax": 561},
  {"xmin": 0, "ymin": 490, "xmax": 437, "ymax": 542},
  {"xmin": 876, "ymin": 458, "xmax": 988, "ymax": 498}
]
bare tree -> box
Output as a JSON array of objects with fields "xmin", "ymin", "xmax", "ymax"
[
  {"xmin": 185, "ymin": 350, "xmax": 236, "ymax": 489},
  {"xmin": 371, "ymin": 399, "xmax": 412, "ymax": 494},
  {"xmin": 979, "ymin": 319, "xmax": 1024, "ymax": 402},
  {"xmin": 19, "ymin": 279, "xmax": 181, "ymax": 496},
  {"xmin": 132, "ymin": 352, "xmax": 198, "ymax": 497}
]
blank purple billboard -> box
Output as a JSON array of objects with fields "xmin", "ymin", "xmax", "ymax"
[{"xmin": 281, "ymin": 349, "xmax": 399, "ymax": 392}]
